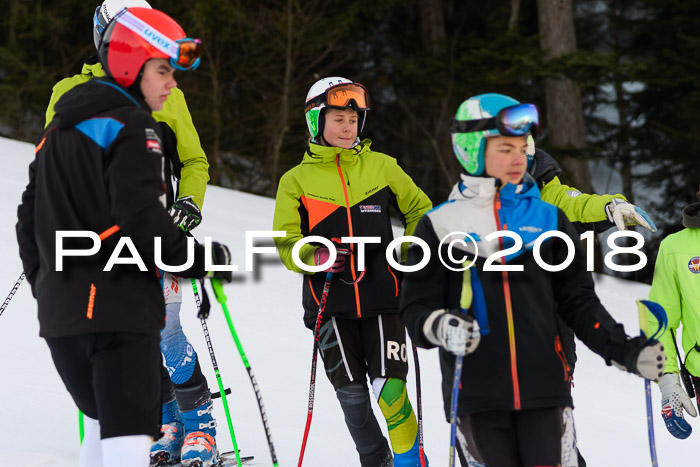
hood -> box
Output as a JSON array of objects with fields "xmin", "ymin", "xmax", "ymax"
[
  {"xmin": 53, "ymin": 77, "xmax": 146, "ymax": 129},
  {"xmin": 81, "ymin": 54, "xmax": 106, "ymax": 78},
  {"xmin": 302, "ymin": 138, "xmax": 372, "ymax": 165},
  {"xmin": 682, "ymin": 202, "xmax": 700, "ymax": 229}
]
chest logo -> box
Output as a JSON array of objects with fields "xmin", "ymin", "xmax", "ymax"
[
  {"xmin": 360, "ymin": 205, "xmax": 381, "ymax": 213},
  {"xmin": 689, "ymin": 257, "xmax": 700, "ymax": 274}
]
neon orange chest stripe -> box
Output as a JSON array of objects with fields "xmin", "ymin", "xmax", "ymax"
[{"xmin": 336, "ymin": 155, "xmax": 362, "ymax": 318}]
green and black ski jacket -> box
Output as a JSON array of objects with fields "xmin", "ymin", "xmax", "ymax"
[{"xmin": 273, "ymin": 140, "xmax": 432, "ymax": 328}]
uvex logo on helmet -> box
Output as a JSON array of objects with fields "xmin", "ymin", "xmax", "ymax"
[{"xmin": 143, "ymin": 27, "xmax": 175, "ymax": 52}]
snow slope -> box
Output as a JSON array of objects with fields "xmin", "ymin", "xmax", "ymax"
[{"xmin": 0, "ymin": 135, "xmax": 696, "ymax": 466}]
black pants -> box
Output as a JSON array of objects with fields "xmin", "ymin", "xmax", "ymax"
[
  {"xmin": 46, "ymin": 332, "xmax": 162, "ymax": 439},
  {"xmin": 458, "ymin": 407, "xmax": 564, "ymax": 467}
]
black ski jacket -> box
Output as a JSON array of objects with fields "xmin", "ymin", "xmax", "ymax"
[
  {"xmin": 400, "ymin": 174, "xmax": 630, "ymax": 420},
  {"xmin": 16, "ymin": 78, "xmax": 207, "ymax": 338}
]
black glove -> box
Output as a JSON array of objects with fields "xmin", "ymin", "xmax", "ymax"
[
  {"xmin": 611, "ymin": 336, "xmax": 666, "ymax": 381},
  {"xmin": 169, "ymin": 196, "xmax": 202, "ymax": 232},
  {"xmin": 207, "ymin": 242, "xmax": 232, "ymax": 283}
]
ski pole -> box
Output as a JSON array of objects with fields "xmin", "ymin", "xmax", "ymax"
[
  {"xmin": 410, "ymin": 342, "xmax": 427, "ymax": 467},
  {"xmin": 449, "ymin": 265, "xmax": 487, "ymax": 467},
  {"xmin": 637, "ymin": 299, "xmax": 669, "ymax": 467},
  {"xmin": 191, "ymin": 278, "xmax": 242, "ymax": 467},
  {"xmin": 210, "ymin": 277, "xmax": 279, "ymax": 467},
  {"xmin": 0, "ymin": 272, "xmax": 25, "ymax": 318},
  {"xmin": 298, "ymin": 272, "xmax": 333, "ymax": 467}
]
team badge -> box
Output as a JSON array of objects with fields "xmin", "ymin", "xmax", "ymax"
[{"xmin": 689, "ymin": 257, "xmax": 700, "ymax": 274}]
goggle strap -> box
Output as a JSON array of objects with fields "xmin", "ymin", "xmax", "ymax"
[{"xmin": 451, "ymin": 118, "xmax": 497, "ymax": 134}]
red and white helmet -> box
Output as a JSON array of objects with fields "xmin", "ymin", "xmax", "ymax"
[
  {"xmin": 97, "ymin": 7, "xmax": 202, "ymax": 87},
  {"xmin": 93, "ymin": 0, "xmax": 152, "ymax": 50}
]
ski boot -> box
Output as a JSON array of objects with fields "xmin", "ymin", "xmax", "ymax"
[
  {"xmin": 180, "ymin": 400, "xmax": 219, "ymax": 467},
  {"xmin": 150, "ymin": 399, "xmax": 185, "ymax": 466}
]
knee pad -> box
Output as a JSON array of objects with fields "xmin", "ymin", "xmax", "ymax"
[
  {"xmin": 336, "ymin": 382, "xmax": 374, "ymax": 428},
  {"xmin": 336, "ymin": 383, "xmax": 387, "ymax": 457}
]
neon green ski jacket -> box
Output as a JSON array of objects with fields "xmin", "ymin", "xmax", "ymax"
[
  {"xmin": 45, "ymin": 59, "xmax": 209, "ymax": 208},
  {"xmin": 649, "ymin": 202, "xmax": 700, "ymax": 375},
  {"xmin": 273, "ymin": 139, "xmax": 432, "ymax": 327}
]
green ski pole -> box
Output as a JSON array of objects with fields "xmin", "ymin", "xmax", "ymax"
[
  {"xmin": 192, "ymin": 278, "xmax": 242, "ymax": 467},
  {"xmin": 210, "ymin": 277, "xmax": 279, "ymax": 466}
]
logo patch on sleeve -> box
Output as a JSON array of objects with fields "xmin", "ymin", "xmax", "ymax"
[
  {"xmin": 689, "ymin": 257, "xmax": 700, "ymax": 274},
  {"xmin": 145, "ymin": 128, "xmax": 163, "ymax": 154},
  {"xmin": 360, "ymin": 205, "xmax": 382, "ymax": 213}
]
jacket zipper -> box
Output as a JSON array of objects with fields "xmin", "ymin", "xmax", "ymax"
[
  {"xmin": 555, "ymin": 335, "xmax": 572, "ymax": 381},
  {"xmin": 336, "ymin": 155, "xmax": 362, "ymax": 318},
  {"xmin": 493, "ymin": 191, "xmax": 521, "ymax": 410}
]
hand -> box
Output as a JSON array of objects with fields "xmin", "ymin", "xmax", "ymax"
[
  {"xmin": 424, "ymin": 309, "xmax": 480, "ymax": 357},
  {"xmin": 659, "ymin": 373, "xmax": 697, "ymax": 439},
  {"xmin": 169, "ymin": 196, "xmax": 202, "ymax": 232},
  {"xmin": 605, "ymin": 198, "xmax": 657, "ymax": 232},
  {"xmin": 207, "ymin": 242, "xmax": 232, "ymax": 283},
  {"xmin": 314, "ymin": 247, "xmax": 350, "ymax": 273},
  {"xmin": 611, "ymin": 336, "xmax": 665, "ymax": 381}
]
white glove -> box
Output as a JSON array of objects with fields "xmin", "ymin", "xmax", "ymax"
[
  {"xmin": 423, "ymin": 309, "xmax": 480, "ymax": 356},
  {"xmin": 659, "ymin": 373, "xmax": 697, "ymax": 439},
  {"xmin": 605, "ymin": 198, "xmax": 657, "ymax": 232}
]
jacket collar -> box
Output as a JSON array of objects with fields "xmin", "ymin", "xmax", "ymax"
[
  {"xmin": 682, "ymin": 202, "xmax": 700, "ymax": 228},
  {"xmin": 448, "ymin": 172, "xmax": 539, "ymax": 207},
  {"xmin": 303, "ymin": 138, "xmax": 372, "ymax": 165}
]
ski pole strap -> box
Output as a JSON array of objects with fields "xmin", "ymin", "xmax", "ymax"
[
  {"xmin": 196, "ymin": 278, "xmax": 211, "ymax": 319},
  {"xmin": 637, "ymin": 299, "xmax": 668, "ymax": 342},
  {"xmin": 459, "ymin": 264, "xmax": 489, "ymax": 335}
]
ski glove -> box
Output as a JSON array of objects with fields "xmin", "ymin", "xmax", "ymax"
[
  {"xmin": 611, "ymin": 336, "xmax": 666, "ymax": 381},
  {"xmin": 314, "ymin": 247, "xmax": 350, "ymax": 273},
  {"xmin": 605, "ymin": 198, "xmax": 657, "ymax": 232},
  {"xmin": 423, "ymin": 309, "xmax": 480, "ymax": 357},
  {"xmin": 659, "ymin": 373, "xmax": 697, "ymax": 439},
  {"xmin": 207, "ymin": 242, "xmax": 233, "ymax": 283},
  {"xmin": 170, "ymin": 196, "xmax": 202, "ymax": 232}
]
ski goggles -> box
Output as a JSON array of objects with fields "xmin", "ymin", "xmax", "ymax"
[
  {"xmin": 114, "ymin": 9, "xmax": 202, "ymax": 71},
  {"xmin": 451, "ymin": 103, "xmax": 541, "ymax": 137},
  {"xmin": 305, "ymin": 83, "xmax": 371, "ymax": 112}
]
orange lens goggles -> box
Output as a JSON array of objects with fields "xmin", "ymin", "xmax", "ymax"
[
  {"xmin": 172, "ymin": 39, "xmax": 202, "ymax": 71},
  {"xmin": 325, "ymin": 83, "xmax": 370, "ymax": 110}
]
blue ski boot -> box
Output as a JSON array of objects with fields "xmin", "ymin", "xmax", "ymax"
[
  {"xmin": 180, "ymin": 400, "xmax": 219, "ymax": 467},
  {"xmin": 150, "ymin": 399, "xmax": 185, "ymax": 466}
]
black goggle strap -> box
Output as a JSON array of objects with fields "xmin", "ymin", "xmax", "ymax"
[{"xmin": 451, "ymin": 118, "xmax": 498, "ymax": 134}]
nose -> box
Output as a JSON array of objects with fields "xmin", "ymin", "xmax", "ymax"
[{"xmin": 167, "ymin": 76, "xmax": 177, "ymax": 89}]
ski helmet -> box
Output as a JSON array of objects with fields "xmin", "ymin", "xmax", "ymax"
[
  {"xmin": 98, "ymin": 7, "xmax": 202, "ymax": 88},
  {"xmin": 93, "ymin": 0, "xmax": 152, "ymax": 50},
  {"xmin": 304, "ymin": 77, "xmax": 370, "ymax": 140},
  {"xmin": 451, "ymin": 93, "xmax": 540, "ymax": 176}
]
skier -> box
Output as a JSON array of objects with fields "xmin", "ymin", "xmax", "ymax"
[
  {"xmin": 16, "ymin": 7, "xmax": 231, "ymax": 467},
  {"xmin": 399, "ymin": 93, "xmax": 666, "ymax": 467},
  {"xmin": 648, "ymin": 185, "xmax": 700, "ymax": 440},
  {"xmin": 273, "ymin": 77, "xmax": 433, "ymax": 466},
  {"xmin": 45, "ymin": 1, "xmax": 221, "ymax": 464}
]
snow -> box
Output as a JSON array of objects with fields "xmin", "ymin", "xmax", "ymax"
[{"xmin": 0, "ymin": 135, "xmax": 697, "ymax": 466}]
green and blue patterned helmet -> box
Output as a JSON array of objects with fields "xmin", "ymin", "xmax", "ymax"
[{"xmin": 451, "ymin": 93, "xmax": 539, "ymax": 175}]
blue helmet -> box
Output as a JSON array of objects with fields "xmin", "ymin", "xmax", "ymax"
[{"xmin": 451, "ymin": 93, "xmax": 537, "ymax": 175}]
